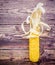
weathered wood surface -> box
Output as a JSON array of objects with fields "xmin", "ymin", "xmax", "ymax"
[{"xmin": 0, "ymin": 0, "xmax": 55, "ymax": 65}]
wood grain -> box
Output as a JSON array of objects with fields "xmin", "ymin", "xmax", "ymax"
[{"xmin": 0, "ymin": 0, "xmax": 55, "ymax": 64}]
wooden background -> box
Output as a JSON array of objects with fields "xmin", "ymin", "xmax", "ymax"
[{"xmin": 0, "ymin": 0, "xmax": 55, "ymax": 65}]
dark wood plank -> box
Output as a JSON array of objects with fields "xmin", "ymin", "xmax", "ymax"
[{"xmin": 0, "ymin": 0, "xmax": 55, "ymax": 24}]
